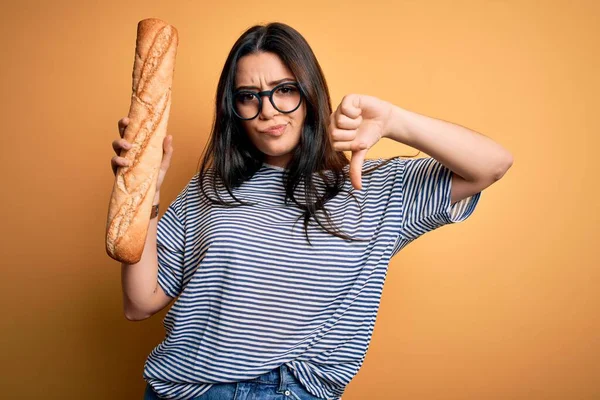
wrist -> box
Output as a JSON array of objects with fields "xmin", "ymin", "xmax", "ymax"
[
  {"xmin": 153, "ymin": 191, "xmax": 160, "ymax": 205},
  {"xmin": 383, "ymin": 105, "xmax": 410, "ymax": 143}
]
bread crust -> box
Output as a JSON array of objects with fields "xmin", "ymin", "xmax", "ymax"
[{"xmin": 106, "ymin": 18, "xmax": 179, "ymax": 264}]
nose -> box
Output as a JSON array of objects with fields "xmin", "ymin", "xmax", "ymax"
[{"xmin": 258, "ymin": 94, "xmax": 278, "ymax": 119}]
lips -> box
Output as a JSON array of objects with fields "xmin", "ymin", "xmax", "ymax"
[
  {"xmin": 260, "ymin": 124, "xmax": 287, "ymax": 136},
  {"xmin": 260, "ymin": 124, "xmax": 287, "ymax": 133}
]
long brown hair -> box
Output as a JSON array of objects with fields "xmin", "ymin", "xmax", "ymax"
[{"xmin": 196, "ymin": 22, "xmax": 419, "ymax": 245}]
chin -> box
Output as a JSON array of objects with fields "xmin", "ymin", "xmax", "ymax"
[{"xmin": 255, "ymin": 140, "xmax": 299, "ymax": 155}]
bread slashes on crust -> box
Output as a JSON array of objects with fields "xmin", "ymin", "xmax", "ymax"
[{"xmin": 106, "ymin": 18, "xmax": 179, "ymax": 264}]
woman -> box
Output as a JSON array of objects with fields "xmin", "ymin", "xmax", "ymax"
[{"xmin": 111, "ymin": 22, "xmax": 511, "ymax": 400}]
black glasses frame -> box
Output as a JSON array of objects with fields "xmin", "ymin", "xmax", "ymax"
[{"xmin": 232, "ymin": 82, "xmax": 304, "ymax": 120}]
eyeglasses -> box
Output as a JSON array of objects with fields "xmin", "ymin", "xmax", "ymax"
[{"xmin": 232, "ymin": 82, "xmax": 304, "ymax": 120}]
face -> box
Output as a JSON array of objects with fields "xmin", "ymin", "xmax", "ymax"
[{"xmin": 234, "ymin": 52, "xmax": 306, "ymax": 167}]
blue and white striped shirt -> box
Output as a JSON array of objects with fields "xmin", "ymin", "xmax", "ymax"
[{"xmin": 143, "ymin": 157, "xmax": 481, "ymax": 399}]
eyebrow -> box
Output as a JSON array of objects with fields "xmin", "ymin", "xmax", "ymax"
[{"xmin": 235, "ymin": 78, "xmax": 296, "ymax": 91}]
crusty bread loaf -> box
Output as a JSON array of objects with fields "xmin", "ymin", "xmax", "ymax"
[{"xmin": 106, "ymin": 18, "xmax": 179, "ymax": 264}]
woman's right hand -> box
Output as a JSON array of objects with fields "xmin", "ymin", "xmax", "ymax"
[{"xmin": 111, "ymin": 117, "xmax": 174, "ymax": 193}]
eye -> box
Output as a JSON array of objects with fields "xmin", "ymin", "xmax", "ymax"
[
  {"xmin": 276, "ymin": 85, "xmax": 298, "ymax": 95},
  {"xmin": 235, "ymin": 92, "xmax": 256, "ymax": 103}
]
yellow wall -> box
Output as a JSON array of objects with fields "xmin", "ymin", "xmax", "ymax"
[{"xmin": 1, "ymin": 0, "xmax": 598, "ymax": 398}]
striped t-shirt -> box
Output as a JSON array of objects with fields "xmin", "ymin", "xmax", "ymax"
[{"xmin": 143, "ymin": 156, "xmax": 481, "ymax": 400}]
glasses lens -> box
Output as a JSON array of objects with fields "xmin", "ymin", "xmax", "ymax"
[
  {"xmin": 272, "ymin": 84, "xmax": 302, "ymax": 113},
  {"xmin": 234, "ymin": 92, "xmax": 260, "ymax": 119},
  {"xmin": 233, "ymin": 84, "xmax": 302, "ymax": 119}
]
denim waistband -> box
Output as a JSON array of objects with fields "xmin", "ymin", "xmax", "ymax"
[{"xmin": 247, "ymin": 363, "xmax": 295, "ymax": 386}]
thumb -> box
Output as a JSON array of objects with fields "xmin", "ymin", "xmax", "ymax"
[{"xmin": 350, "ymin": 148, "xmax": 367, "ymax": 190}]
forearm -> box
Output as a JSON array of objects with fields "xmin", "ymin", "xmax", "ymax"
[
  {"xmin": 384, "ymin": 105, "xmax": 513, "ymax": 182},
  {"xmin": 120, "ymin": 192, "xmax": 161, "ymax": 318}
]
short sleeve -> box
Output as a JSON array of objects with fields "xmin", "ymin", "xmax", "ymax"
[
  {"xmin": 156, "ymin": 203, "xmax": 185, "ymax": 298},
  {"xmin": 397, "ymin": 156, "xmax": 481, "ymax": 241}
]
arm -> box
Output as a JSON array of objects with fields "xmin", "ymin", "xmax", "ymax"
[
  {"xmin": 383, "ymin": 106, "xmax": 514, "ymax": 203},
  {"xmin": 121, "ymin": 192, "xmax": 174, "ymax": 321}
]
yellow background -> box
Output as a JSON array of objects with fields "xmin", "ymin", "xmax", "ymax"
[{"xmin": 1, "ymin": 0, "xmax": 598, "ymax": 398}]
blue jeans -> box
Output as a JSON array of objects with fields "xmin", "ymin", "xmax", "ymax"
[{"xmin": 143, "ymin": 364, "xmax": 325, "ymax": 399}]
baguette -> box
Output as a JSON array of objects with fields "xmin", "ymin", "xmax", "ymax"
[{"xmin": 106, "ymin": 18, "xmax": 179, "ymax": 264}]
